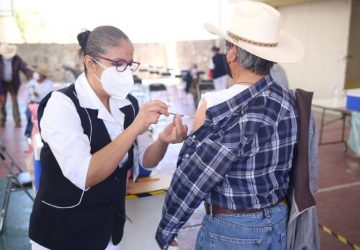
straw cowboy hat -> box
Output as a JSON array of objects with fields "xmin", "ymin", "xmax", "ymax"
[
  {"xmin": 204, "ymin": 1, "xmax": 304, "ymax": 63},
  {"xmin": 37, "ymin": 64, "xmax": 49, "ymax": 77},
  {"xmin": 0, "ymin": 44, "xmax": 17, "ymax": 59}
]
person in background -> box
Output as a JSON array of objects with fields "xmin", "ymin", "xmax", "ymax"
[
  {"xmin": 29, "ymin": 26, "xmax": 188, "ymax": 250},
  {"xmin": 209, "ymin": 46, "xmax": 227, "ymax": 91},
  {"xmin": 190, "ymin": 64, "xmax": 199, "ymax": 83},
  {"xmin": 270, "ymin": 63, "xmax": 289, "ymax": 89},
  {"xmin": 0, "ymin": 44, "xmax": 33, "ymax": 127},
  {"xmin": 184, "ymin": 65, "xmax": 194, "ymax": 94},
  {"xmin": 27, "ymin": 65, "xmax": 53, "ymax": 104},
  {"xmin": 185, "ymin": 64, "xmax": 200, "ymax": 103},
  {"xmin": 156, "ymin": 1, "xmax": 305, "ymax": 249},
  {"xmin": 24, "ymin": 64, "xmax": 53, "ymax": 146}
]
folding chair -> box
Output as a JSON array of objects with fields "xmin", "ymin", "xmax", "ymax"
[
  {"xmin": 0, "ymin": 141, "xmax": 34, "ymax": 234},
  {"xmin": 149, "ymin": 83, "xmax": 167, "ymax": 92},
  {"xmin": 197, "ymin": 80, "xmax": 215, "ymax": 95},
  {"xmin": 195, "ymin": 80, "xmax": 215, "ymax": 106},
  {"xmin": 148, "ymin": 83, "xmax": 168, "ymax": 101}
]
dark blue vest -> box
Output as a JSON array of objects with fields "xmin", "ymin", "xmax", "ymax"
[{"xmin": 29, "ymin": 84, "xmax": 139, "ymax": 250}]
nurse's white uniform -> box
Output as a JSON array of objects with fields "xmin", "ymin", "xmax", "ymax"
[{"xmin": 31, "ymin": 73, "xmax": 153, "ymax": 250}]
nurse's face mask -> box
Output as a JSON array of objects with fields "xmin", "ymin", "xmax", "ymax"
[{"xmin": 92, "ymin": 56, "xmax": 137, "ymax": 100}]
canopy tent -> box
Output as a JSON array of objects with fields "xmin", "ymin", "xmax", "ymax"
[{"xmin": 0, "ymin": 0, "xmax": 233, "ymax": 44}]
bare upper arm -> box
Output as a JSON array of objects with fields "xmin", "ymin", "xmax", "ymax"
[{"xmin": 191, "ymin": 101, "xmax": 207, "ymax": 133}]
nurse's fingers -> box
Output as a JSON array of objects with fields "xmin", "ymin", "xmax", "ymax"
[
  {"xmin": 147, "ymin": 112, "xmax": 161, "ymax": 124},
  {"xmin": 145, "ymin": 101, "xmax": 169, "ymax": 116},
  {"xmin": 148, "ymin": 100, "xmax": 168, "ymax": 110},
  {"xmin": 174, "ymin": 115, "xmax": 187, "ymax": 139}
]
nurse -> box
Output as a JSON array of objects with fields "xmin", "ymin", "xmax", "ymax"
[{"xmin": 29, "ymin": 25, "xmax": 187, "ymax": 250}]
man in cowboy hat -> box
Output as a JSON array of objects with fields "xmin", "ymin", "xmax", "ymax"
[
  {"xmin": 0, "ymin": 44, "xmax": 33, "ymax": 127},
  {"xmin": 156, "ymin": 1, "xmax": 304, "ymax": 249}
]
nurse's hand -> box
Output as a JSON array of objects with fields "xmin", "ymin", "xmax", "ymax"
[
  {"xmin": 131, "ymin": 100, "xmax": 169, "ymax": 134},
  {"xmin": 159, "ymin": 114, "xmax": 188, "ymax": 144}
]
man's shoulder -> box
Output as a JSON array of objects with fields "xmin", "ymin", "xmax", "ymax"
[
  {"xmin": 12, "ymin": 55, "xmax": 23, "ymax": 62},
  {"xmin": 267, "ymin": 81, "xmax": 295, "ymax": 101},
  {"xmin": 245, "ymin": 83, "xmax": 296, "ymax": 118}
]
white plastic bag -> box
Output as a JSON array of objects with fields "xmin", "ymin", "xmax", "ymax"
[{"xmin": 348, "ymin": 111, "xmax": 360, "ymax": 157}]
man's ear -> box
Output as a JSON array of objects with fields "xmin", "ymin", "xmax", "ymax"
[{"xmin": 228, "ymin": 46, "xmax": 238, "ymax": 64}]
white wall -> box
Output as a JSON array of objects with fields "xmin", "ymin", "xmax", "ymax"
[{"xmin": 278, "ymin": 0, "xmax": 352, "ymax": 99}]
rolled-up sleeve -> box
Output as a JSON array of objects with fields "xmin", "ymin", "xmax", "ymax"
[
  {"xmin": 155, "ymin": 138, "xmax": 237, "ymax": 248},
  {"xmin": 40, "ymin": 91, "xmax": 92, "ymax": 190}
]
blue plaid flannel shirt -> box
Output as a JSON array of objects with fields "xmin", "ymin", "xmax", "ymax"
[{"xmin": 156, "ymin": 75, "xmax": 299, "ymax": 249}]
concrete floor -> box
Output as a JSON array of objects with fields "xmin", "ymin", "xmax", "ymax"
[
  {"xmin": 0, "ymin": 180, "xmax": 33, "ymax": 250},
  {"xmin": 0, "ymin": 82, "xmax": 359, "ymax": 250}
]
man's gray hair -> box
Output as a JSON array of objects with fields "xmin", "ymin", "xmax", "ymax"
[{"xmin": 236, "ymin": 46, "xmax": 274, "ymax": 75}]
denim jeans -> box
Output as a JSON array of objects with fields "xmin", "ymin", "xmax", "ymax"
[
  {"xmin": 25, "ymin": 107, "xmax": 33, "ymax": 138},
  {"xmin": 195, "ymin": 202, "xmax": 288, "ymax": 250},
  {"xmin": 0, "ymin": 81, "xmax": 21, "ymax": 126}
]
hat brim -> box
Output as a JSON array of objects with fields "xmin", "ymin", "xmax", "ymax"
[{"xmin": 204, "ymin": 22, "xmax": 304, "ymax": 63}]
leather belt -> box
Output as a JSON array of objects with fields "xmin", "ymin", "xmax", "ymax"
[{"xmin": 204, "ymin": 199, "xmax": 288, "ymax": 215}]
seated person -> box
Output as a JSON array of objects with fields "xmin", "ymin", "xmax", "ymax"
[{"xmin": 24, "ymin": 65, "xmax": 53, "ymax": 143}]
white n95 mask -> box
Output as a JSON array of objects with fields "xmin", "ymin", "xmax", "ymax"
[{"xmin": 93, "ymin": 59, "xmax": 134, "ymax": 100}]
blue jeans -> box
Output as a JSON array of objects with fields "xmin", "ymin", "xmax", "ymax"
[
  {"xmin": 195, "ymin": 202, "xmax": 288, "ymax": 250},
  {"xmin": 24, "ymin": 107, "xmax": 33, "ymax": 138}
]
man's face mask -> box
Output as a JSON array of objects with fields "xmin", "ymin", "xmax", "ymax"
[{"xmin": 223, "ymin": 51, "xmax": 232, "ymax": 79}]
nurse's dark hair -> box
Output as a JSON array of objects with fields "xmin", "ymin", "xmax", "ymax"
[{"xmin": 77, "ymin": 26, "xmax": 131, "ymax": 73}]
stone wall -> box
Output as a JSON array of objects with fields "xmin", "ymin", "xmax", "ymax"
[
  {"xmin": 15, "ymin": 39, "xmax": 223, "ymax": 83},
  {"xmin": 133, "ymin": 43, "xmax": 167, "ymax": 69},
  {"xmin": 176, "ymin": 39, "xmax": 220, "ymax": 71},
  {"xmin": 17, "ymin": 43, "xmax": 80, "ymax": 83}
]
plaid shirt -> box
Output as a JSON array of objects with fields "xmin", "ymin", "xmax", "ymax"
[{"xmin": 156, "ymin": 75, "xmax": 299, "ymax": 249}]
